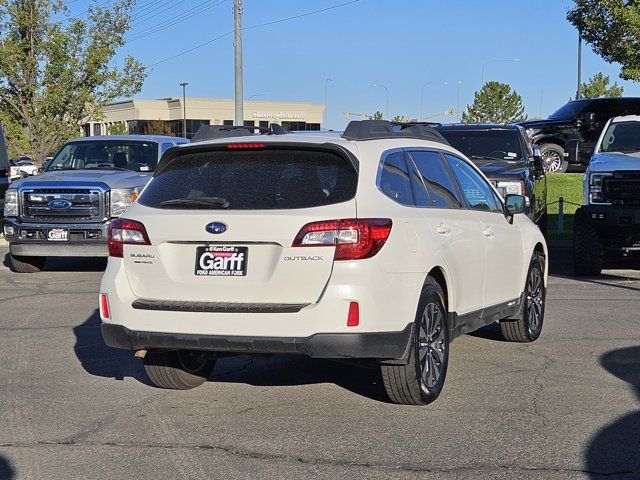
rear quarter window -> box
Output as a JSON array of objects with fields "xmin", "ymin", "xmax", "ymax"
[{"xmin": 139, "ymin": 148, "xmax": 357, "ymax": 210}]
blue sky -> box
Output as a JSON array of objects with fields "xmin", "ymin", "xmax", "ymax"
[{"xmin": 71, "ymin": 0, "xmax": 640, "ymax": 129}]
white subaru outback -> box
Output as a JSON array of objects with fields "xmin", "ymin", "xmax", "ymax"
[{"xmin": 99, "ymin": 121, "xmax": 548, "ymax": 406}]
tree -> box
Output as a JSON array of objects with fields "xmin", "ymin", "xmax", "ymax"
[
  {"xmin": 0, "ymin": 0, "xmax": 146, "ymax": 164},
  {"xmin": 108, "ymin": 122, "xmax": 128, "ymax": 135},
  {"xmin": 142, "ymin": 120, "xmax": 172, "ymax": 136},
  {"xmin": 391, "ymin": 115, "xmax": 410, "ymax": 123},
  {"xmin": 568, "ymin": 1, "xmax": 640, "ymax": 81},
  {"xmin": 579, "ymin": 72, "xmax": 624, "ymax": 99},
  {"xmin": 461, "ymin": 81, "xmax": 527, "ymax": 124},
  {"xmin": 372, "ymin": 111, "xmax": 383, "ymax": 120}
]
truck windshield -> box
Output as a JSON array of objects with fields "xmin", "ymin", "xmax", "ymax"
[
  {"xmin": 548, "ymin": 101, "xmax": 587, "ymax": 121},
  {"xmin": 437, "ymin": 129, "xmax": 524, "ymax": 162},
  {"xmin": 47, "ymin": 141, "xmax": 158, "ymax": 172},
  {"xmin": 600, "ymin": 122, "xmax": 640, "ymax": 153}
]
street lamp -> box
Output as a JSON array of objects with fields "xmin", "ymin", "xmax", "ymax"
[
  {"xmin": 248, "ymin": 93, "xmax": 265, "ymax": 100},
  {"xmin": 324, "ymin": 77, "xmax": 332, "ymax": 128},
  {"xmin": 179, "ymin": 82, "xmax": 188, "ymax": 138},
  {"xmin": 373, "ymin": 84, "xmax": 389, "ymax": 119},
  {"xmin": 481, "ymin": 58, "xmax": 519, "ymax": 85},
  {"xmin": 456, "ymin": 81, "xmax": 462, "ymax": 122},
  {"xmin": 420, "ymin": 82, "xmax": 448, "ymax": 121}
]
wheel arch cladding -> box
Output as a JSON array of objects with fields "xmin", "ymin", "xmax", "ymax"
[{"xmin": 426, "ymin": 267, "xmax": 449, "ymax": 310}]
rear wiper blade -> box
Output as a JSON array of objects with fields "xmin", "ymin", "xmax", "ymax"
[{"xmin": 159, "ymin": 197, "xmax": 230, "ymax": 209}]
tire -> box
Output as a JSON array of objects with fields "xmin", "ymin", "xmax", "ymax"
[
  {"xmin": 143, "ymin": 350, "xmax": 216, "ymax": 390},
  {"xmin": 573, "ymin": 208, "xmax": 602, "ymax": 276},
  {"xmin": 540, "ymin": 144, "xmax": 568, "ymax": 173},
  {"xmin": 500, "ymin": 253, "xmax": 546, "ymax": 343},
  {"xmin": 9, "ymin": 253, "xmax": 46, "ymax": 273},
  {"xmin": 381, "ymin": 277, "xmax": 450, "ymax": 405}
]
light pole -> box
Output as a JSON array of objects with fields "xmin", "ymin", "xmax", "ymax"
[
  {"xmin": 233, "ymin": 0, "xmax": 243, "ymax": 126},
  {"xmin": 324, "ymin": 77, "xmax": 332, "ymax": 129},
  {"xmin": 456, "ymin": 81, "xmax": 462, "ymax": 122},
  {"xmin": 420, "ymin": 82, "xmax": 448, "ymax": 121},
  {"xmin": 481, "ymin": 58, "xmax": 519, "ymax": 85},
  {"xmin": 576, "ymin": 33, "xmax": 582, "ymax": 100},
  {"xmin": 179, "ymin": 82, "xmax": 188, "ymax": 138},
  {"xmin": 248, "ymin": 94, "xmax": 265, "ymax": 100},
  {"xmin": 373, "ymin": 84, "xmax": 389, "ymax": 119}
]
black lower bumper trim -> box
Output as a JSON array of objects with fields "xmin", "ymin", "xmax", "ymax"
[
  {"xmin": 101, "ymin": 323, "xmax": 414, "ymax": 360},
  {"xmin": 131, "ymin": 299, "xmax": 309, "ymax": 313}
]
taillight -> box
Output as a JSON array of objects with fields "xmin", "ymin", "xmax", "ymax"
[
  {"xmin": 292, "ymin": 218, "xmax": 392, "ymax": 260},
  {"xmin": 108, "ymin": 218, "xmax": 150, "ymax": 257}
]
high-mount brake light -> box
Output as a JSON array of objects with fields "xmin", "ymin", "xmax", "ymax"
[
  {"xmin": 108, "ymin": 218, "xmax": 151, "ymax": 257},
  {"xmin": 292, "ymin": 218, "xmax": 392, "ymax": 260},
  {"xmin": 226, "ymin": 143, "xmax": 267, "ymax": 150}
]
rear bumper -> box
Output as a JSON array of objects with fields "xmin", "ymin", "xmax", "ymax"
[{"xmin": 101, "ymin": 322, "xmax": 414, "ymax": 360}]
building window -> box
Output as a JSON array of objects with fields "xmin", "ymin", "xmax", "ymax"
[
  {"xmin": 168, "ymin": 119, "xmax": 210, "ymax": 139},
  {"xmin": 223, "ymin": 120, "xmax": 234, "ymax": 126},
  {"xmin": 93, "ymin": 124, "xmax": 102, "ymax": 136},
  {"xmin": 281, "ymin": 122, "xmax": 320, "ymax": 131},
  {"xmin": 259, "ymin": 121, "xmax": 269, "ymax": 128},
  {"xmin": 244, "ymin": 120, "xmax": 255, "ymax": 127},
  {"xmin": 82, "ymin": 124, "xmax": 91, "ymax": 137}
]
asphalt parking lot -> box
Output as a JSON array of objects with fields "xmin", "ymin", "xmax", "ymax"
[{"xmin": 0, "ymin": 246, "xmax": 638, "ymax": 480}]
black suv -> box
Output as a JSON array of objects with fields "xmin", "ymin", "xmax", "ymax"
[
  {"xmin": 519, "ymin": 97, "xmax": 640, "ymax": 173},
  {"xmin": 435, "ymin": 124, "xmax": 547, "ymax": 229},
  {"xmin": 0, "ymin": 122, "xmax": 10, "ymax": 214}
]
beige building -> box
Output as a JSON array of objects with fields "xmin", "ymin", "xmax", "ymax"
[{"xmin": 85, "ymin": 97, "xmax": 325, "ymax": 138}]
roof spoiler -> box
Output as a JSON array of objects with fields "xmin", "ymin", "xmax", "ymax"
[
  {"xmin": 191, "ymin": 123, "xmax": 287, "ymax": 142},
  {"xmin": 342, "ymin": 120, "xmax": 449, "ymax": 145}
]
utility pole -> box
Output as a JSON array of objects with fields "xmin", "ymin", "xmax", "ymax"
[
  {"xmin": 180, "ymin": 82, "xmax": 188, "ymax": 138},
  {"xmin": 576, "ymin": 33, "xmax": 583, "ymax": 100},
  {"xmin": 373, "ymin": 84, "xmax": 389, "ymax": 119},
  {"xmin": 324, "ymin": 77, "xmax": 332, "ymax": 129},
  {"xmin": 233, "ymin": 0, "xmax": 244, "ymax": 126}
]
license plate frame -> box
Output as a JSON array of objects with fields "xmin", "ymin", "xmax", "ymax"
[
  {"xmin": 47, "ymin": 228, "xmax": 69, "ymax": 242},
  {"xmin": 194, "ymin": 246, "xmax": 248, "ymax": 277}
]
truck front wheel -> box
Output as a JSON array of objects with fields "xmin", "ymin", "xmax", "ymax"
[
  {"xmin": 540, "ymin": 144, "xmax": 568, "ymax": 173},
  {"xmin": 9, "ymin": 253, "xmax": 46, "ymax": 273},
  {"xmin": 573, "ymin": 209, "xmax": 602, "ymax": 276}
]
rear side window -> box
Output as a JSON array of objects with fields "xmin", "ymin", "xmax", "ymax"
[
  {"xmin": 378, "ymin": 152, "xmax": 414, "ymax": 206},
  {"xmin": 407, "ymin": 151, "xmax": 462, "ymax": 208},
  {"xmin": 139, "ymin": 148, "xmax": 357, "ymax": 210}
]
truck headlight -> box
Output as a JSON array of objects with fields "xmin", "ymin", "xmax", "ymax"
[
  {"xmin": 3, "ymin": 190, "xmax": 18, "ymax": 217},
  {"xmin": 496, "ymin": 181, "xmax": 525, "ymax": 196},
  {"xmin": 110, "ymin": 188, "xmax": 141, "ymax": 217},
  {"xmin": 589, "ymin": 173, "xmax": 613, "ymax": 204}
]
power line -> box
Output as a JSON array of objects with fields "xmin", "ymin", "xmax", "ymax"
[
  {"xmin": 146, "ymin": 0, "xmax": 361, "ymax": 68},
  {"xmin": 131, "ymin": 0, "xmax": 185, "ymax": 26},
  {"xmin": 127, "ymin": 0, "xmax": 226, "ymax": 42}
]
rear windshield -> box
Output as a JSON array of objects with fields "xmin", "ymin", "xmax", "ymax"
[{"xmin": 138, "ymin": 148, "xmax": 358, "ymax": 210}]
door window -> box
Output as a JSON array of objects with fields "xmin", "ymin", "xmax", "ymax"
[
  {"xmin": 407, "ymin": 150, "xmax": 463, "ymax": 208},
  {"xmin": 443, "ymin": 153, "xmax": 500, "ymax": 213},
  {"xmin": 378, "ymin": 152, "xmax": 414, "ymax": 206}
]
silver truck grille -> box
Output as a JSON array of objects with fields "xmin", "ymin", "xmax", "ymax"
[{"xmin": 20, "ymin": 188, "xmax": 107, "ymax": 223}]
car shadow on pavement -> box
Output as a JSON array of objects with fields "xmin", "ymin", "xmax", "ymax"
[
  {"xmin": 2, "ymin": 252, "xmax": 107, "ymax": 273},
  {"xmin": 73, "ymin": 310, "xmax": 152, "ymax": 386},
  {"xmin": 0, "ymin": 455, "xmax": 15, "ymax": 480},
  {"xmin": 585, "ymin": 346, "xmax": 640, "ymax": 478},
  {"xmin": 212, "ymin": 355, "xmax": 392, "ymax": 403}
]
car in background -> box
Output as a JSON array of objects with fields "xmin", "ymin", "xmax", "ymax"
[
  {"xmin": 99, "ymin": 120, "xmax": 547, "ymax": 406},
  {"xmin": 519, "ymin": 97, "xmax": 640, "ymax": 173},
  {"xmin": 435, "ymin": 124, "xmax": 547, "ymax": 229},
  {"xmin": 2, "ymin": 135, "xmax": 189, "ymax": 272},
  {"xmin": 573, "ymin": 115, "xmax": 640, "ymax": 275},
  {"xmin": 13, "ymin": 158, "xmax": 38, "ymax": 176},
  {"xmin": 0, "ymin": 123, "xmax": 10, "ymax": 214}
]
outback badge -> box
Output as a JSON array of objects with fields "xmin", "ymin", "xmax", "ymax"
[{"xmin": 205, "ymin": 222, "xmax": 227, "ymax": 234}]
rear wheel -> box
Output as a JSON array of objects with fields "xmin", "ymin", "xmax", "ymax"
[
  {"xmin": 540, "ymin": 144, "xmax": 568, "ymax": 173},
  {"xmin": 143, "ymin": 350, "xmax": 216, "ymax": 390},
  {"xmin": 573, "ymin": 209, "xmax": 602, "ymax": 276},
  {"xmin": 9, "ymin": 253, "xmax": 46, "ymax": 273},
  {"xmin": 381, "ymin": 277, "xmax": 449, "ymax": 405},
  {"xmin": 500, "ymin": 254, "xmax": 545, "ymax": 342}
]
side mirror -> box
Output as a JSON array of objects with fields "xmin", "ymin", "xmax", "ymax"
[{"xmin": 505, "ymin": 194, "xmax": 526, "ymax": 216}]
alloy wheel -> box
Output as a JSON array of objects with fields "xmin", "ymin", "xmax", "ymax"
[
  {"xmin": 526, "ymin": 267, "xmax": 544, "ymax": 334},
  {"xmin": 542, "ymin": 150, "xmax": 563, "ymax": 173},
  {"xmin": 418, "ymin": 302, "xmax": 446, "ymax": 390}
]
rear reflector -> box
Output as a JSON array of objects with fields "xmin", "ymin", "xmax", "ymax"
[
  {"xmin": 292, "ymin": 218, "xmax": 392, "ymax": 260},
  {"xmin": 347, "ymin": 301, "xmax": 359, "ymax": 327},
  {"xmin": 108, "ymin": 218, "xmax": 151, "ymax": 257},
  {"xmin": 226, "ymin": 143, "xmax": 266, "ymax": 150},
  {"xmin": 100, "ymin": 294, "xmax": 110, "ymax": 319}
]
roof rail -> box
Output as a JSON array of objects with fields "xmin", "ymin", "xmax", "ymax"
[
  {"xmin": 342, "ymin": 120, "xmax": 449, "ymax": 145},
  {"xmin": 191, "ymin": 123, "xmax": 287, "ymax": 142}
]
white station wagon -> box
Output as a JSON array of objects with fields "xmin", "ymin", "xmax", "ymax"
[{"xmin": 99, "ymin": 121, "xmax": 548, "ymax": 405}]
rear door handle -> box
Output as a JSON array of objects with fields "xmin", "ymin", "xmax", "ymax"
[
  {"xmin": 436, "ymin": 224, "xmax": 451, "ymax": 235},
  {"xmin": 482, "ymin": 227, "xmax": 494, "ymax": 238}
]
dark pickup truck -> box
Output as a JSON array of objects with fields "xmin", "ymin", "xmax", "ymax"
[{"xmin": 519, "ymin": 97, "xmax": 640, "ymax": 173}]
